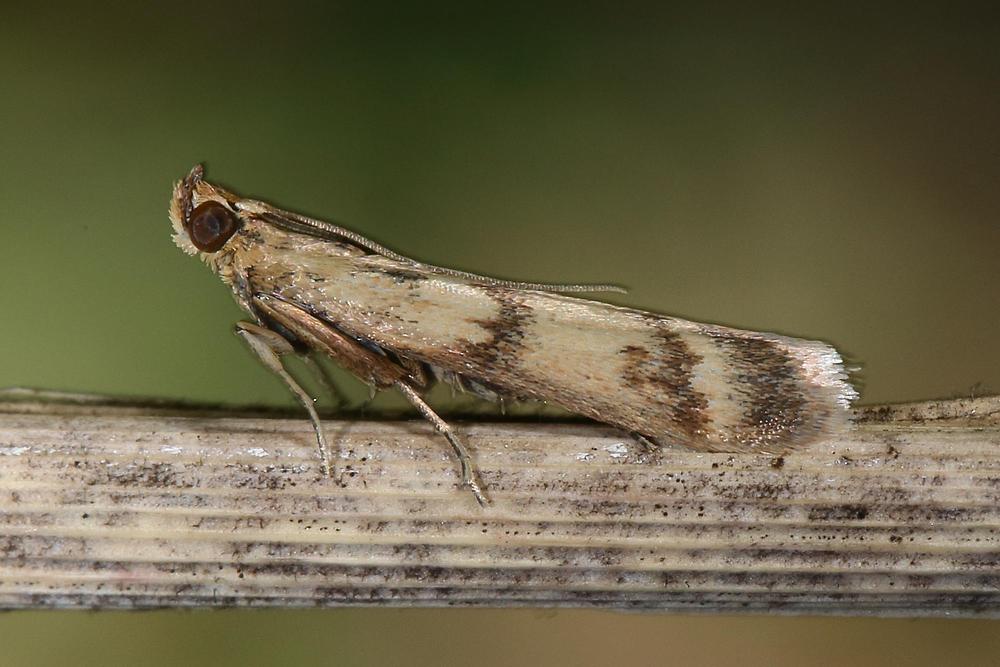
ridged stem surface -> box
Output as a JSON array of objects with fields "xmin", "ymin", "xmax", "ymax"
[{"xmin": 1, "ymin": 395, "xmax": 997, "ymax": 615}]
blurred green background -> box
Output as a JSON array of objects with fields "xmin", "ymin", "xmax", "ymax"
[{"xmin": 2, "ymin": 3, "xmax": 999, "ymax": 665}]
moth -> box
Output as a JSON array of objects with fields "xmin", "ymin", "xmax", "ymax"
[{"xmin": 170, "ymin": 165, "xmax": 856, "ymax": 505}]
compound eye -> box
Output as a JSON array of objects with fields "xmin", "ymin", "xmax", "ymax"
[{"xmin": 186, "ymin": 201, "xmax": 240, "ymax": 252}]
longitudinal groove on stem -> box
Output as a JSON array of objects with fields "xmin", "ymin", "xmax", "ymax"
[{"xmin": 0, "ymin": 395, "xmax": 998, "ymax": 616}]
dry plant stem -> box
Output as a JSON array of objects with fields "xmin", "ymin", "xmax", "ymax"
[{"xmin": 0, "ymin": 395, "xmax": 998, "ymax": 615}]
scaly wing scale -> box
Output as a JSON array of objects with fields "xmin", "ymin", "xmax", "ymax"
[{"xmin": 237, "ymin": 220, "xmax": 854, "ymax": 453}]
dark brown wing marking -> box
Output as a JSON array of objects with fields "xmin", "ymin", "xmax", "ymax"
[
  {"xmin": 713, "ymin": 335, "xmax": 807, "ymax": 442},
  {"xmin": 619, "ymin": 330, "xmax": 710, "ymax": 439},
  {"xmin": 379, "ymin": 267, "xmax": 428, "ymax": 286},
  {"xmin": 460, "ymin": 288, "xmax": 535, "ymax": 376}
]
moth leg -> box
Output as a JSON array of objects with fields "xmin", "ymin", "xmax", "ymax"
[
  {"xmin": 235, "ymin": 321, "xmax": 333, "ymax": 478},
  {"xmin": 253, "ymin": 294, "xmax": 488, "ymax": 505},
  {"xmin": 301, "ymin": 353, "xmax": 348, "ymax": 409},
  {"xmin": 632, "ymin": 432, "xmax": 661, "ymax": 453},
  {"xmin": 393, "ymin": 381, "xmax": 488, "ymax": 507}
]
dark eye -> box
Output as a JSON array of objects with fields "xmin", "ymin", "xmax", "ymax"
[{"xmin": 186, "ymin": 201, "xmax": 240, "ymax": 252}]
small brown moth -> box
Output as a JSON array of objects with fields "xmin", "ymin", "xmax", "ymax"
[{"xmin": 170, "ymin": 165, "xmax": 856, "ymax": 505}]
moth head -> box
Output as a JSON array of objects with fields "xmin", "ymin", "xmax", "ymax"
[{"xmin": 169, "ymin": 164, "xmax": 243, "ymax": 256}]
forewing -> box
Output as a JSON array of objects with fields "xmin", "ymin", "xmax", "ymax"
[{"xmin": 238, "ymin": 227, "xmax": 855, "ymax": 454}]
